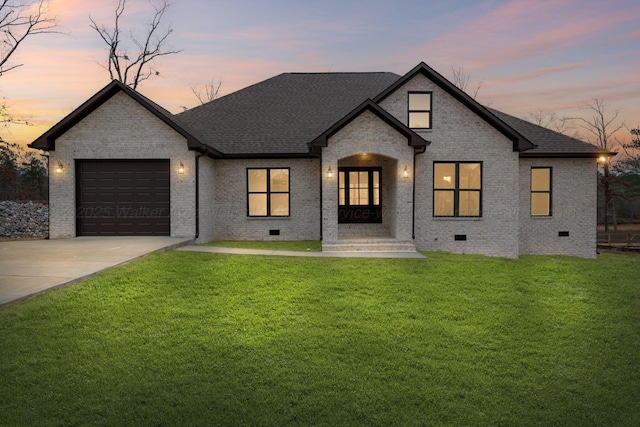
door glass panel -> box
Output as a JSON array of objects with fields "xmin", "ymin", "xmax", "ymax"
[{"xmin": 339, "ymin": 171, "xmax": 345, "ymax": 205}]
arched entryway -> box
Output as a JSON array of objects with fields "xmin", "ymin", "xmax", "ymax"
[{"xmin": 337, "ymin": 154, "xmax": 397, "ymax": 239}]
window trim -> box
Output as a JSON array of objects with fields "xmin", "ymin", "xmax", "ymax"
[
  {"xmin": 408, "ymin": 91, "xmax": 433, "ymax": 130},
  {"xmin": 246, "ymin": 167, "xmax": 290, "ymax": 217},
  {"xmin": 432, "ymin": 161, "xmax": 483, "ymax": 218},
  {"xmin": 530, "ymin": 166, "xmax": 552, "ymax": 217}
]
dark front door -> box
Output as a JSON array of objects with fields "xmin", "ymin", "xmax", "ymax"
[
  {"xmin": 76, "ymin": 160, "xmax": 170, "ymax": 236},
  {"xmin": 338, "ymin": 167, "xmax": 382, "ymax": 223}
]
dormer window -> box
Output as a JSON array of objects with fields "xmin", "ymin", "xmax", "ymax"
[{"xmin": 408, "ymin": 92, "xmax": 432, "ymax": 129}]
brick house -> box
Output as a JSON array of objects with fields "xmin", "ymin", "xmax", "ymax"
[{"xmin": 30, "ymin": 62, "xmax": 611, "ymax": 258}]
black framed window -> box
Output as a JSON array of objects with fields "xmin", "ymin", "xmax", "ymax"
[
  {"xmin": 408, "ymin": 92, "xmax": 432, "ymax": 129},
  {"xmin": 531, "ymin": 167, "xmax": 552, "ymax": 216},
  {"xmin": 433, "ymin": 162, "xmax": 482, "ymax": 217},
  {"xmin": 247, "ymin": 168, "xmax": 290, "ymax": 217}
]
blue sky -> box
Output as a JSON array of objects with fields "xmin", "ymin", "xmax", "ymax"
[{"xmin": 2, "ymin": 0, "xmax": 639, "ymax": 147}]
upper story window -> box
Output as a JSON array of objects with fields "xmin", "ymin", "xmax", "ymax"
[
  {"xmin": 531, "ymin": 167, "xmax": 552, "ymax": 216},
  {"xmin": 433, "ymin": 162, "xmax": 482, "ymax": 217},
  {"xmin": 408, "ymin": 92, "xmax": 432, "ymax": 129},
  {"xmin": 247, "ymin": 168, "xmax": 290, "ymax": 217}
]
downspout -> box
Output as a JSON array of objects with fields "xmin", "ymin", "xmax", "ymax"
[
  {"xmin": 319, "ymin": 154, "xmax": 323, "ymax": 241},
  {"xmin": 412, "ymin": 145, "xmax": 427, "ymax": 240},
  {"xmin": 41, "ymin": 152, "xmax": 50, "ymax": 239},
  {"xmin": 194, "ymin": 150, "xmax": 208, "ymax": 240}
]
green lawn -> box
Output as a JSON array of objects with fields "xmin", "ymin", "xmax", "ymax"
[
  {"xmin": 1, "ymin": 251, "xmax": 639, "ymax": 426},
  {"xmin": 204, "ymin": 240, "xmax": 322, "ymax": 252}
]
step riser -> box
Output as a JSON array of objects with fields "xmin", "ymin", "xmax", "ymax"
[{"xmin": 323, "ymin": 241, "xmax": 417, "ymax": 252}]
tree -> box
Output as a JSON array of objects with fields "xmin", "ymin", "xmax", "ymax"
[
  {"xmin": 620, "ymin": 126, "xmax": 640, "ymax": 171},
  {"xmin": 90, "ymin": 0, "xmax": 180, "ymax": 90},
  {"xmin": 190, "ymin": 78, "xmax": 222, "ymax": 106},
  {"xmin": 525, "ymin": 110, "xmax": 574, "ymax": 135},
  {"xmin": 0, "ymin": 0, "xmax": 58, "ymax": 77},
  {"xmin": 568, "ymin": 98, "xmax": 624, "ymax": 232},
  {"xmin": 451, "ymin": 66, "xmax": 483, "ymax": 99}
]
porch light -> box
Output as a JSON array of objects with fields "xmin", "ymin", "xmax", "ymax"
[
  {"xmin": 402, "ymin": 165, "xmax": 409, "ymax": 179},
  {"xmin": 55, "ymin": 162, "xmax": 63, "ymax": 174},
  {"xmin": 178, "ymin": 162, "xmax": 185, "ymax": 174},
  {"xmin": 326, "ymin": 167, "xmax": 334, "ymax": 179},
  {"xmin": 598, "ymin": 156, "xmax": 608, "ymax": 164}
]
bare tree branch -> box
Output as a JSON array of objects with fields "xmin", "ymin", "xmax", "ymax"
[
  {"xmin": 524, "ymin": 109, "xmax": 577, "ymax": 136},
  {"xmin": 190, "ymin": 79, "xmax": 222, "ymax": 105},
  {"xmin": 451, "ymin": 65, "xmax": 483, "ymax": 99},
  {"xmin": 566, "ymin": 98, "xmax": 624, "ymax": 151},
  {"xmin": 0, "ymin": 0, "xmax": 58, "ymax": 77},
  {"xmin": 89, "ymin": 0, "xmax": 180, "ymax": 90}
]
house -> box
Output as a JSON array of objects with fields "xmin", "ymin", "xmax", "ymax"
[{"xmin": 30, "ymin": 62, "xmax": 612, "ymax": 258}]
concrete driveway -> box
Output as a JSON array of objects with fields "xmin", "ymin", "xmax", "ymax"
[{"xmin": 0, "ymin": 237, "xmax": 192, "ymax": 305}]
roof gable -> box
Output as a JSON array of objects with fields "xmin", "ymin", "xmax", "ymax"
[
  {"xmin": 374, "ymin": 62, "xmax": 536, "ymax": 152},
  {"xmin": 309, "ymin": 99, "xmax": 429, "ymax": 155},
  {"xmin": 30, "ymin": 80, "xmax": 209, "ymax": 153}
]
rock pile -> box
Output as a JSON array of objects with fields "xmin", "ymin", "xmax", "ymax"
[{"xmin": 0, "ymin": 201, "xmax": 49, "ymax": 240}]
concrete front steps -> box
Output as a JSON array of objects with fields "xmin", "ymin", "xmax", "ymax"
[{"xmin": 323, "ymin": 238, "xmax": 418, "ymax": 253}]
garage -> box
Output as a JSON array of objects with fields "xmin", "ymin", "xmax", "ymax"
[{"xmin": 76, "ymin": 160, "xmax": 170, "ymax": 236}]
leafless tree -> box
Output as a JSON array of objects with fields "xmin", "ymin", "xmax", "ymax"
[
  {"xmin": 190, "ymin": 78, "xmax": 222, "ymax": 105},
  {"xmin": 525, "ymin": 110, "xmax": 574, "ymax": 135},
  {"xmin": 451, "ymin": 65, "xmax": 483, "ymax": 99},
  {"xmin": 567, "ymin": 98, "xmax": 624, "ymax": 231},
  {"xmin": 89, "ymin": 0, "xmax": 180, "ymax": 90},
  {"xmin": 0, "ymin": 0, "xmax": 57, "ymax": 77}
]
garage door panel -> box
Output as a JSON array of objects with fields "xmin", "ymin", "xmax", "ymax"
[{"xmin": 77, "ymin": 160, "xmax": 170, "ymax": 236}]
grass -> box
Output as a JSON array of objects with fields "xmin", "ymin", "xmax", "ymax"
[
  {"xmin": 204, "ymin": 240, "xmax": 322, "ymax": 252},
  {"xmin": 1, "ymin": 251, "xmax": 639, "ymax": 426}
]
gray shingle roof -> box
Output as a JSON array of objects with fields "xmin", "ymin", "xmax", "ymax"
[
  {"xmin": 176, "ymin": 72, "xmax": 400, "ymax": 156},
  {"xmin": 488, "ymin": 108, "xmax": 609, "ymax": 157}
]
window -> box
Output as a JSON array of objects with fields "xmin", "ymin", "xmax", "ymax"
[
  {"xmin": 433, "ymin": 162, "xmax": 482, "ymax": 217},
  {"xmin": 247, "ymin": 168, "xmax": 289, "ymax": 217},
  {"xmin": 531, "ymin": 167, "xmax": 552, "ymax": 216},
  {"xmin": 408, "ymin": 92, "xmax": 432, "ymax": 129}
]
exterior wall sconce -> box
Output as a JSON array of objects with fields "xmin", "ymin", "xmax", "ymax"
[
  {"xmin": 402, "ymin": 165, "xmax": 409, "ymax": 179},
  {"xmin": 55, "ymin": 162, "xmax": 63, "ymax": 174},
  {"xmin": 178, "ymin": 162, "xmax": 185, "ymax": 174},
  {"xmin": 598, "ymin": 156, "xmax": 608, "ymax": 164},
  {"xmin": 326, "ymin": 167, "xmax": 334, "ymax": 179}
]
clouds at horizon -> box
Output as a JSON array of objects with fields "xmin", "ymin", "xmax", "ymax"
[{"xmin": 2, "ymin": 0, "xmax": 639, "ymax": 146}]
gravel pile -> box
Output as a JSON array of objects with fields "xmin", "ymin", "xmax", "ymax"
[{"xmin": 0, "ymin": 201, "xmax": 49, "ymax": 239}]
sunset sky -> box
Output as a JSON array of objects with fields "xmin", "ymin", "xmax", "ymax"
[{"xmin": 2, "ymin": 0, "xmax": 639, "ymax": 149}]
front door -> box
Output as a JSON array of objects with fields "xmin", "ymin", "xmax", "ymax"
[{"xmin": 338, "ymin": 167, "xmax": 382, "ymax": 223}]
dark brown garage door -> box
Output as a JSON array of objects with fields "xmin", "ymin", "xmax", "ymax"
[{"xmin": 76, "ymin": 160, "xmax": 170, "ymax": 236}]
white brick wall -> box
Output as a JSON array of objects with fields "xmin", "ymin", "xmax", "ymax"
[
  {"xmin": 380, "ymin": 73, "xmax": 521, "ymax": 258},
  {"xmin": 519, "ymin": 158, "xmax": 598, "ymax": 258},
  {"xmin": 321, "ymin": 110, "xmax": 415, "ymax": 245},
  {"xmin": 204, "ymin": 158, "xmax": 321, "ymax": 241},
  {"xmin": 49, "ymin": 91, "xmax": 196, "ymax": 238}
]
